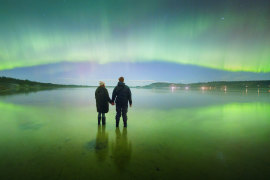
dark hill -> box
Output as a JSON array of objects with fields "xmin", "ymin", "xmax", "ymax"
[{"xmin": 0, "ymin": 76, "xmax": 90, "ymax": 95}]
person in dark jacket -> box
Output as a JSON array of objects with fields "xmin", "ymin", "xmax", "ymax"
[
  {"xmin": 112, "ymin": 77, "xmax": 132, "ymax": 127},
  {"xmin": 95, "ymin": 81, "xmax": 112, "ymax": 125}
]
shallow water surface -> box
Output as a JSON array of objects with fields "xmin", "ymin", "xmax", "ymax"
[{"xmin": 0, "ymin": 88, "xmax": 270, "ymax": 179}]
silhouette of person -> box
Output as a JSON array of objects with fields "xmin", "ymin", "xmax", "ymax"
[
  {"xmin": 95, "ymin": 125, "xmax": 109, "ymax": 162},
  {"xmin": 95, "ymin": 81, "xmax": 113, "ymax": 125},
  {"xmin": 112, "ymin": 127, "xmax": 132, "ymax": 170},
  {"xmin": 112, "ymin": 77, "xmax": 132, "ymax": 127}
]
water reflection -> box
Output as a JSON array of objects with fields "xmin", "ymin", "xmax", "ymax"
[
  {"xmin": 112, "ymin": 128, "xmax": 132, "ymax": 170},
  {"xmin": 1, "ymin": 89, "xmax": 270, "ymax": 179},
  {"xmin": 1, "ymin": 88, "xmax": 270, "ymax": 110},
  {"xmin": 95, "ymin": 125, "xmax": 109, "ymax": 162}
]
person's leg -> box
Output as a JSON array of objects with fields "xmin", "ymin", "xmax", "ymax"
[
  {"xmin": 116, "ymin": 104, "xmax": 121, "ymax": 127},
  {"xmin": 98, "ymin": 112, "xmax": 101, "ymax": 125},
  {"xmin": 102, "ymin": 113, "xmax": 106, "ymax": 125},
  {"xmin": 122, "ymin": 106, "xmax": 128, "ymax": 127}
]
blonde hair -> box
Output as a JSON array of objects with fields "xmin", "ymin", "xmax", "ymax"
[{"xmin": 99, "ymin": 81, "xmax": 105, "ymax": 86}]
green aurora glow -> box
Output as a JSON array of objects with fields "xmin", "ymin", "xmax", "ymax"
[{"xmin": 0, "ymin": 0, "xmax": 269, "ymax": 72}]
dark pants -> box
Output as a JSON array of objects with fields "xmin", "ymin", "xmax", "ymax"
[
  {"xmin": 98, "ymin": 112, "xmax": 106, "ymax": 125},
  {"xmin": 116, "ymin": 104, "xmax": 128, "ymax": 127},
  {"xmin": 98, "ymin": 112, "xmax": 105, "ymax": 119}
]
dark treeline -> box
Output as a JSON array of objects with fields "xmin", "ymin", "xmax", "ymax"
[
  {"xmin": 0, "ymin": 76, "xmax": 91, "ymax": 95},
  {"xmin": 1, "ymin": 76, "xmax": 270, "ymax": 95},
  {"xmin": 142, "ymin": 80, "xmax": 270, "ymax": 90},
  {"xmin": 189, "ymin": 80, "xmax": 270, "ymax": 88}
]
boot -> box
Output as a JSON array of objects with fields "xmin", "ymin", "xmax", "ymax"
[
  {"xmin": 98, "ymin": 117, "xmax": 101, "ymax": 125},
  {"xmin": 123, "ymin": 115, "xmax": 127, "ymax": 127},
  {"xmin": 102, "ymin": 117, "xmax": 106, "ymax": 125},
  {"xmin": 124, "ymin": 121, "xmax": 127, "ymax": 128},
  {"xmin": 116, "ymin": 119, "xmax": 120, "ymax": 127}
]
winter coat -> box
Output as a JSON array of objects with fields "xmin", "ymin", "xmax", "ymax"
[
  {"xmin": 95, "ymin": 86, "xmax": 111, "ymax": 113},
  {"xmin": 112, "ymin": 82, "xmax": 132, "ymax": 106}
]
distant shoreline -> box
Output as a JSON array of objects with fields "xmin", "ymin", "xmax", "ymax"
[
  {"xmin": 0, "ymin": 76, "xmax": 94, "ymax": 95},
  {"xmin": 1, "ymin": 76, "xmax": 270, "ymax": 95},
  {"xmin": 139, "ymin": 80, "xmax": 270, "ymax": 88}
]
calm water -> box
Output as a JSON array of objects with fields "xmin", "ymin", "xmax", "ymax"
[{"xmin": 0, "ymin": 88, "xmax": 270, "ymax": 179}]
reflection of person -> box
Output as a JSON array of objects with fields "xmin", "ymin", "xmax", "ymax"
[
  {"xmin": 112, "ymin": 77, "xmax": 132, "ymax": 127},
  {"xmin": 95, "ymin": 81, "xmax": 113, "ymax": 125},
  {"xmin": 112, "ymin": 127, "xmax": 132, "ymax": 170},
  {"xmin": 95, "ymin": 125, "xmax": 109, "ymax": 162}
]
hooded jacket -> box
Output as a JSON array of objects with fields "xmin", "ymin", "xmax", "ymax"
[{"xmin": 112, "ymin": 82, "xmax": 132, "ymax": 106}]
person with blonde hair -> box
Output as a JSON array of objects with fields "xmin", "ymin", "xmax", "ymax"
[{"xmin": 95, "ymin": 81, "xmax": 113, "ymax": 125}]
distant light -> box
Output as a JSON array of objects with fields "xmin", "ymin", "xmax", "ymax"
[
  {"xmin": 185, "ymin": 87, "xmax": 189, "ymax": 90},
  {"xmin": 201, "ymin": 87, "xmax": 205, "ymax": 90},
  {"xmin": 171, "ymin": 86, "xmax": 176, "ymax": 92}
]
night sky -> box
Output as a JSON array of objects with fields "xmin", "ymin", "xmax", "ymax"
[{"xmin": 0, "ymin": 0, "xmax": 270, "ymax": 85}]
